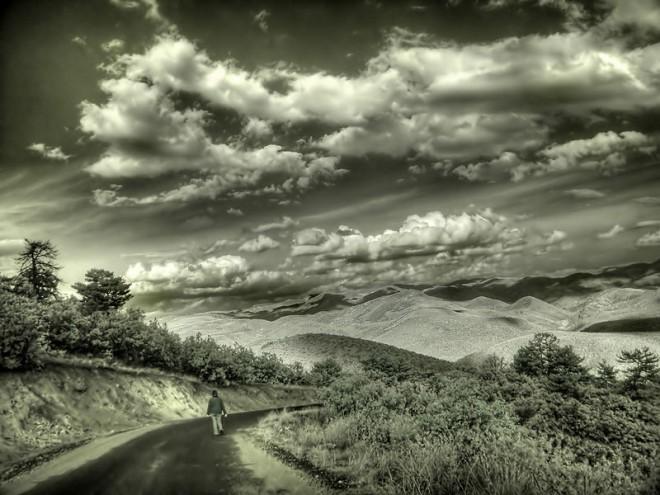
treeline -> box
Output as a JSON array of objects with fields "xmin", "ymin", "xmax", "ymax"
[
  {"xmin": 0, "ymin": 239, "xmax": 339, "ymax": 386},
  {"xmin": 266, "ymin": 334, "xmax": 660, "ymax": 495}
]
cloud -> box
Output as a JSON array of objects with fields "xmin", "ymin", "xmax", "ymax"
[
  {"xmin": 238, "ymin": 235, "xmax": 280, "ymax": 253},
  {"xmin": 565, "ymin": 188, "xmax": 606, "ymax": 199},
  {"xmin": 635, "ymin": 220, "xmax": 660, "ymax": 228},
  {"xmin": 101, "ymin": 39, "xmax": 125, "ymax": 53},
  {"xmin": 242, "ymin": 118, "xmax": 273, "ymax": 139},
  {"xmin": 635, "ymin": 196, "xmax": 660, "ymax": 205},
  {"xmin": 253, "ymin": 9, "xmax": 270, "ymax": 32},
  {"xmin": 453, "ymin": 131, "xmax": 655, "ymax": 182},
  {"xmin": 80, "ymin": 77, "xmax": 345, "ymax": 204},
  {"xmin": 636, "ymin": 230, "xmax": 660, "ymax": 246},
  {"xmin": 227, "ymin": 208, "xmax": 244, "ymax": 216},
  {"xmin": 292, "ymin": 209, "xmax": 528, "ymax": 262},
  {"xmin": 0, "ymin": 239, "xmax": 24, "ymax": 257},
  {"xmin": 597, "ymin": 224, "xmax": 624, "ymax": 239},
  {"xmin": 72, "ymin": 36, "xmax": 87, "ymax": 47},
  {"xmin": 27, "ymin": 143, "xmax": 71, "ymax": 161},
  {"xmin": 252, "ymin": 216, "xmax": 299, "ymax": 233},
  {"xmin": 109, "ymin": 0, "xmax": 170, "ymax": 28}
]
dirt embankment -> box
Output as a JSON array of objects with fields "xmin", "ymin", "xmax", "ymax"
[{"xmin": 0, "ymin": 361, "xmax": 318, "ymax": 478}]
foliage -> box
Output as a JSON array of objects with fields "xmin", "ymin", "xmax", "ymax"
[
  {"xmin": 14, "ymin": 239, "xmax": 61, "ymax": 301},
  {"xmin": 73, "ymin": 268, "xmax": 132, "ymax": 313},
  {"xmin": 618, "ymin": 347, "xmax": 660, "ymax": 392},
  {"xmin": 261, "ymin": 334, "xmax": 660, "ymax": 495},
  {"xmin": 0, "ymin": 291, "xmax": 43, "ymax": 369},
  {"xmin": 309, "ymin": 358, "xmax": 342, "ymax": 386}
]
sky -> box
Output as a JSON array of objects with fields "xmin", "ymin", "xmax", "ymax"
[{"xmin": 1, "ymin": 0, "xmax": 660, "ymax": 314}]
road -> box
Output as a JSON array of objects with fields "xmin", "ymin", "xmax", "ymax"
[{"xmin": 6, "ymin": 407, "xmax": 321, "ymax": 495}]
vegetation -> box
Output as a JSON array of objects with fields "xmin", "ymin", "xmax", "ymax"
[
  {"xmin": 260, "ymin": 334, "xmax": 660, "ymax": 495},
  {"xmin": 0, "ymin": 240, "xmax": 317, "ymax": 386},
  {"xmin": 73, "ymin": 268, "xmax": 132, "ymax": 313}
]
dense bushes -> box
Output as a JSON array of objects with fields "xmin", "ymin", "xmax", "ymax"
[
  {"xmin": 262, "ymin": 337, "xmax": 660, "ymax": 495},
  {"xmin": 0, "ymin": 290, "xmax": 318, "ymax": 386}
]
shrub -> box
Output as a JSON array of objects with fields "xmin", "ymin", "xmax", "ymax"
[
  {"xmin": 0, "ymin": 291, "xmax": 43, "ymax": 369},
  {"xmin": 309, "ymin": 358, "xmax": 342, "ymax": 386}
]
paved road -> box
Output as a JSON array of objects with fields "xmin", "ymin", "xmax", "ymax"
[{"xmin": 13, "ymin": 407, "xmax": 319, "ymax": 495}]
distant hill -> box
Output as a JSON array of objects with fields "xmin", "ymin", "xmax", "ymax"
[
  {"xmin": 223, "ymin": 258, "xmax": 660, "ymax": 322},
  {"xmin": 261, "ymin": 333, "xmax": 454, "ymax": 373},
  {"xmin": 164, "ymin": 258, "xmax": 660, "ymax": 370}
]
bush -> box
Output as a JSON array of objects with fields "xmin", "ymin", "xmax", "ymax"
[
  {"xmin": 0, "ymin": 291, "xmax": 43, "ymax": 369},
  {"xmin": 309, "ymin": 358, "xmax": 342, "ymax": 386}
]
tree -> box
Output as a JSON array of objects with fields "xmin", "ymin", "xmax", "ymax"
[
  {"xmin": 617, "ymin": 347, "xmax": 659, "ymax": 391},
  {"xmin": 73, "ymin": 268, "xmax": 132, "ymax": 313},
  {"xmin": 15, "ymin": 239, "xmax": 60, "ymax": 301},
  {"xmin": 514, "ymin": 333, "xmax": 584, "ymax": 377},
  {"xmin": 595, "ymin": 360, "xmax": 618, "ymax": 388},
  {"xmin": 513, "ymin": 333, "xmax": 586, "ymax": 395}
]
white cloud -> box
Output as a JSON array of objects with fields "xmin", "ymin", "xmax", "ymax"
[
  {"xmin": 242, "ymin": 117, "xmax": 273, "ymax": 139},
  {"xmin": 635, "ymin": 220, "xmax": 660, "ymax": 228},
  {"xmin": 597, "ymin": 224, "xmax": 625, "ymax": 239},
  {"xmin": 126, "ymin": 255, "xmax": 250, "ymax": 293},
  {"xmin": 565, "ymin": 188, "xmax": 606, "ymax": 199},
  {"xmin": 292, "ymin": 209, "xmax": 527, "ymax": 261},
  {"xmin": 239, "ymin": 235, "xmax": 280, "ymax": 253},
  {"xmin": 227, "ymin": 208, "xmax": 244, "ymax": 216},
  {"xmin": 27, "ymin": 143, "xmax": 71, "ymax": 161},
  {"xmin": 101, "ymin": 39, "xmax": 125, "ymax": 53},
  {"xmin": 252, "ymin": 216, "xmax": 299, "ymax": 233},
  {"xmin": 454, "ymin": 131, "xmax": 655, "ymax": 182},
  {"xmin": 253, "ymin": 9, "xmax": 270, "ymax": 32},
  {"xmin": 109, "ymin": 0, "xmax": 170, "ymax": 28},
  {"xmin": 80, "ymin": 78, "xmax": 345, "ymax": 204},
  {"xmin": 636, "ymin": 230, "xmax": 660, "ymax": 246}
]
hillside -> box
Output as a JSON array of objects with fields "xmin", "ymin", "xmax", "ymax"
[
  {"xmin": 261, "ymin": 333, "xmax": 453, "ymax": 372},
  {"xmin": 166, "ymin": 282, "xmax": 660, "ymax": 369}
]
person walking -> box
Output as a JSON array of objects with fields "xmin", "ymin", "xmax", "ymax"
[{"xmin": 206, "ymin": 390, "xmax": 228, "ymax": 436}]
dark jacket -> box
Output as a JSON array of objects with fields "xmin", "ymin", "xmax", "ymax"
[{"xmin": 207, "ymin": 396, "xmax": 227, "ymax": 415}]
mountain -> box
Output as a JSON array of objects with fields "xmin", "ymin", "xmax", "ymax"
[{"xmin": 164, "ymin": 259, "xmax": 660, "ymax": 370}]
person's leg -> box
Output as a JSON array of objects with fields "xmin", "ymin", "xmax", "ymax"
[
  {"xmin": 218, "ymin": 414, "xmax": 224, "ymax": 434},
  {"xmin": 211, "ymin": 414, "xmax": 219, "ymax": 435}
]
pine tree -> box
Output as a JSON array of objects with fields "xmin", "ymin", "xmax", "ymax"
[
  {"xmin": 15, "ymin": 239, "xmax": 60, "ymax": 301},
  {"xmin": 73, "ymin": 268, "xmax": 132, "ymax": 313},
  {"xmin": 617, "ymin": 347, "xmax": 660, "ymax": 391}
]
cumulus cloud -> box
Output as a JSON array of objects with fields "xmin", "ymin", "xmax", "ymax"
[
  {"xmin": 239, "ymin": 235, "xmax": 280, "ymax": 253},
  {"xmin": 227, "ymin": 208, "xmax": 244, "ymax": 216},
  {"xmin": 292, "ymin": 209, "xmax": 529, "ymax": 262},
  {"xmin": 565, "ymin": 188, "xmax": 606, "ymax": 199},
  {"xmin": 636, "ymin": 230, "xmax": 660, "ymax": 246},
  {"xmin": 27, "ymin": 143, "xmax": 71, "ymax": 161},
  {"xmin": 252, "ymin": 216, "xmax": 299, "ymax": 233},
  {"xmin": 597, "ymin": 224, "xmax": 625, "ymax": 239},
  {"xmin": 125, "ymin": 254, "xmax": 300, "ymax": 304},
  {"xmin": 80, "ymin": 77, "xmax": 345, "ymax": 204},
  {"xmin": 242, "ymin": 117, "xmax": 273, "ymax": 139}
]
